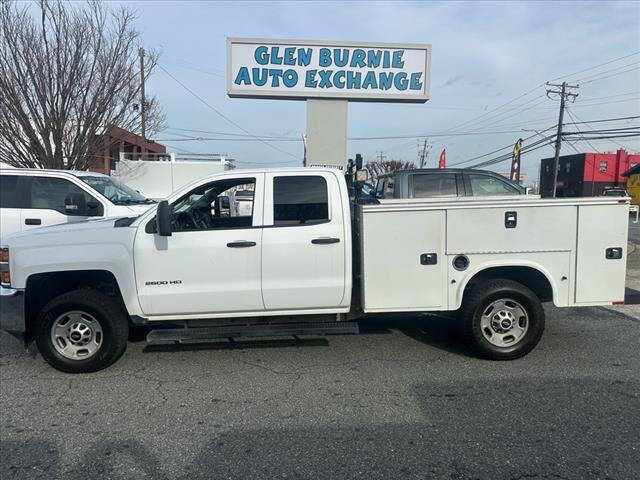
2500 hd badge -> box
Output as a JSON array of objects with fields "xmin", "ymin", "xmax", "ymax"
[{"xmin": 145, "ymin": 280, "xmax": 182, "ymax": 286}]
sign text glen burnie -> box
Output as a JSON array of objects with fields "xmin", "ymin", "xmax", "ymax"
[{"xmin": 227, "ymin": 38, "xmax": 431, "ymax": 102}]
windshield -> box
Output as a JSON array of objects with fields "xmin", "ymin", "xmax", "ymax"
[{"xmin": 80, "ymin": 176, "xmax": 154, "ymax": 205}]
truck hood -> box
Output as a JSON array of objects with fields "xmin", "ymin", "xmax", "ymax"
[
  {"xmin": 4, "ymin": 217, "xmax": 135, "ymax": 246},
  {"xmin": 114, "ymin": 203, "xmax": 155, "ymax": 215}
]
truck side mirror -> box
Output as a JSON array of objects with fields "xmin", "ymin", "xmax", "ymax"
[
  {"xmin": 86, "ymin": 200, "xmax": 104, "ymax": 216},
  {"xmin": 64, "ymin": 193, "xmax": 87, "ymax": 216},
  {"xmin": 155, "ymin": 200, "xmax": 172, "ymax": 236}
]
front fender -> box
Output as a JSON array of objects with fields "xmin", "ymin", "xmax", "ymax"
[{"xmin": 7, "ymin": 227, "xmax": 144, "ymax": 317}]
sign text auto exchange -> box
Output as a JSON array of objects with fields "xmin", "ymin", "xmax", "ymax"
[{"xmin": 234, "ymin": 46, "xmax": 424, "ymax": 92}]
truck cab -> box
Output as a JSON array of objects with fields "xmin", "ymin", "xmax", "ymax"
[{"xmin": 0, "ymin": 168, "xmax": 155, "ymax": 244}]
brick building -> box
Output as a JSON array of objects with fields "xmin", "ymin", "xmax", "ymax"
[
  {"xmin": 539, "ymin": 149, "xmax": 640, "ymax": 197},
  {"xmin": 89, "ymin": 125, "xmax": 167, "ymax": 175}
]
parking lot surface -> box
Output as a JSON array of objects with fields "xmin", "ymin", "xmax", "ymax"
[
  {"xmin": 629, "ymin": 221, "xmax": 640, "ymax": 245},
  {"xmin": 1, "ymin": 255, "xmax": 639, "ymax": 480}
]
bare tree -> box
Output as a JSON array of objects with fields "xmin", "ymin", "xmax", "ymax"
[
  {"xmin": 0, "ymin": 0, "xmax": 165, "ymax": 170},
  {"xmin": 364, "ymin": 159, "xmax": 416, "ymax": 182}
]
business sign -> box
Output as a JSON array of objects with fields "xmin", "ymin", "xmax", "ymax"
[{"xmin": 227, "ymin": 38, "xmax": 431, "ymax": 103}]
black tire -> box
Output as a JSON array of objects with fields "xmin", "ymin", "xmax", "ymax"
[
  {"xmin": 461, "ymin": 279, "xmax": 545, "ymax": 360},
  {"xmin": 35, "ymin": 290, "xmax": 129, "ymax": 373}
]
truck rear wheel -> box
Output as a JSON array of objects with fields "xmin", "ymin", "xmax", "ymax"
[
  {"xmin": 461, "ymin": 279, "xmax": 545, "ymax": 360},
  {"xmin": 35, "ymin": 290, "xmax": 129, "ymax": 373}
]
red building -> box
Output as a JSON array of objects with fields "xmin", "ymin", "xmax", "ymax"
[
  {"xmin": 88, "ymin": 125, "xmax": 167, "ymax": 175},
  {"xmin": 539, "ymin": 149, "xmax": 640, "ymax": 197}
]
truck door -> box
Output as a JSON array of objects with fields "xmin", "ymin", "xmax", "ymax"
[
  {"xmin": 261, "ymin": 172, "xmax": 347, "ymax": 310},
  {"xmin": 134, "ymin": 175, "xmax": 265, "ymax": 316},
  {"xmin": 23, "ymin": 176, "xmax": 103, "ymax": 231},
  {"xmin": 0, "ymin": 174, "xmax": 26, "ymax": 243}
]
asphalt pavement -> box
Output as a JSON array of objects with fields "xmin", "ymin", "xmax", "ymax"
[
  {"xmin": 1, "ymin": 255, "xmax": 639, "ymax": 479},
  {"xmin": 629, "ymin": 219, "xmax": 640, "ymax": 245}
]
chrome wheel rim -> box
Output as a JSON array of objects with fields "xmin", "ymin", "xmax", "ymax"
[
  {"xmin": 480, "ymin": 298, "xmax": 529, "ymax": 348},
  {"xmin": 50, "ymin": 311, "xmax": 103, "ymax": 360}
]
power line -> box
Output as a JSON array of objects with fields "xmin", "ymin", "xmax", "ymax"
[
  {"xmin": 565, "ymin": 108, "xmax": 637, "ymax": 150},
  {"xmin": 157, "ymin": 63, "xmax": 301, "ymax": 161},
  {"xmin": 547, "ymin": 50, "xmax": 640, "ymax": 82},
  {"xmin": 157, "ymin": 128, "xmax": 553, "ymax": 143},
  {"xmin": 347, "ymin": 129, "xmax": 542, "ymax": 141},
  {"xmin": 166, "ymin": 126, "xmax": 296, "ymax": 139},
  {"xmin": 440, "ymin": 92, "xmax": 547, "ymax": 135},
  {"xmin": 449, "ymin": 128, "xmax": 555, "ymax": 167},
  {"xmin": 568, "ymin": 97, "xmax": 640, "ymax": 108},
  {"xmin": 562, "ymin": 114, "xmax": 640, "ymax": 125},
  {"xmin": 563, "ymin": 126, "xmax": 640, "ymax": 134},
  {"xmin": 469, "ymin": 136, "xmax": 557, "ymax": 170},
  {"xmin": 453, "ymin": 113, "xmax": 638, "ymax": 171},
  {"xmin": 564, "ymin": 108, "xmax": 598, "ymax": 151},
  {"xmin": 579, "ymin": 66, "xmax": 640, "ymax": 85},
  {"xmin": 433, "ymin": 51, "xmax": 640, "ymax": 143},
  {"xmin": 575, "ymin": 60, "xmax": 640, "ymax": 82}
]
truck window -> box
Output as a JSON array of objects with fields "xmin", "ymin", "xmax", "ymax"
[
  {"xmin": 0, "ymin": 175, "xmax": 22, "ymax": 208},
  {"xmin": 273, "ymin": 176, "xmax": 328, "ymax": 226},
  {"xmin": 171, "ymin": 178, "xmax": 255, "ymax": 232},
  {"xmin": 411, "ymin": 173, "xmax": 457, "ymax": 197},
  {"xmin": 29, "ymin": 177, "xmax": 97, "ymax": 213},
  {"xmin": 467, "ymin": 174, "xmax": 519, "ymax": 196}
]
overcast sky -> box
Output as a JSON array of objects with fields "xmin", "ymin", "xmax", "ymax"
[{"xmin": 132, "ymin": 0, "xmax": 639, "ymax": 182}]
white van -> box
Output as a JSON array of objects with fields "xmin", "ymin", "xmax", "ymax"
[{"xmin": 0, "ymin": 169, "xmax": 155, "ymax": 243}]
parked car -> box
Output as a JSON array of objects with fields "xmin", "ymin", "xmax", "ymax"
[
  {"xmin": 600, "ymin": 187, "xmax": 629, "ymax": 197},
  {"xmin": 0, "ymin": 169, "xmax": 155, "ymax": 243},
  {"xmin": 375, "ymin": 168, "xmax": 526, "ymax": 199},
  {"xmin": 0, "ymin": 167, "xmax": 628, "ymax": 373}
]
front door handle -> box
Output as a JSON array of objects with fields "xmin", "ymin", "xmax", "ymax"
[
  {"xmin": 25, "ymin": 218, "xmax": 42, "ymax": 226},
  {"xmin": 311, "ymin": 237, "xmax": 340, "ymax": 245},
  {"xmin": 227, "ymin": 241, "xmax": 256, "ymax": 248}
]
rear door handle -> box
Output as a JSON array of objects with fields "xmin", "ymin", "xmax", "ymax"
[
  {"xmin": 311, "ymin": 237, "xmax": 340, "ymax": 245},
  {"xmin": 25, "ymin": 218, "xmax": 42, "ymax": 226},
  {"xmin": 226, "ymin": 241, "xmax": 256, "ymax": 248}
]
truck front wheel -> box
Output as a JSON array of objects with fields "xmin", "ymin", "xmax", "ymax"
[
  {"xmin": 461, "ymin": 279, "xmax": 545, "ymax": 360},
  {"xmin": 35, "ymin": 290, "xmax": 129, "ymax": 373}
]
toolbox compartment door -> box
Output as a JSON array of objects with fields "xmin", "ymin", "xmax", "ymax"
[
  {"xmin": 575, "ymin": 204, "xmax": 628, "ymax": 303},
  {"xmin": 360, "ymin": 209, "xmax": 446, "ymax": 311}
]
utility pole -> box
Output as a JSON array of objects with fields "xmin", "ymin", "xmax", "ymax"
[
  {"xmin": 302, "ymin": 134, "xmax": 308, "ymax": 167},
  {"xmin": 139, "ymin": 47, "xmax": 147, "ymax": 161},
  {"xmin": 376, "ymin": 151, "xmax": 387, "ymax": 163},
  {"xmin": 418, "ymin": 139, "xmax": 430, "ymax": 168},
  {"xmin": 546, "ymin": 81, "xmax": 579, "ymax": 197}
]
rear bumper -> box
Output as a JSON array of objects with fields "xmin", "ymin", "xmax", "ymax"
[{"xmin": 0, "ymin": 286, "xmax": 26, "ymax": 333}]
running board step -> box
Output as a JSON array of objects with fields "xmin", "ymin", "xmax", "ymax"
[{"xmin": 146, "ymin": 322, "xmax": 359, "ymax": 344}]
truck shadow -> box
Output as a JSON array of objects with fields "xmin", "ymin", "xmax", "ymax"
[
  {"xmin": 142, "ymin": 337, "xmax": 330, "ymax": 354},
  {"xmin": 624, "ymin": 287, "xmax": 640, "ymax": 304},
  {"xmin": 136, "ymin": 315, "xmax": 471, "ymax": 357},
  {"xmin": 360, "ymin": 313, "xmax": 474, "ymax": 358}
]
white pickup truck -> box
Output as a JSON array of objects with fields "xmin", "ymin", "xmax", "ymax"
[
  {"xmin": 0, "ymin": 168, "xmax": 156, "ymax": 244},
  {"xmin": 0, "ymin": 166, "xmax": 629, "ymax": 372}
]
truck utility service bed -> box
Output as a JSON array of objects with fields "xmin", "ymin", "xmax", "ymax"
[{"xmin": 359, "ymin": 196, "xmax": 628, "ymax": 312}]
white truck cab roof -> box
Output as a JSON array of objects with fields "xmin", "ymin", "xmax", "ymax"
[{"xmin": 0, "ymin": 167, "xmax": 110, "ymax": 178}]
